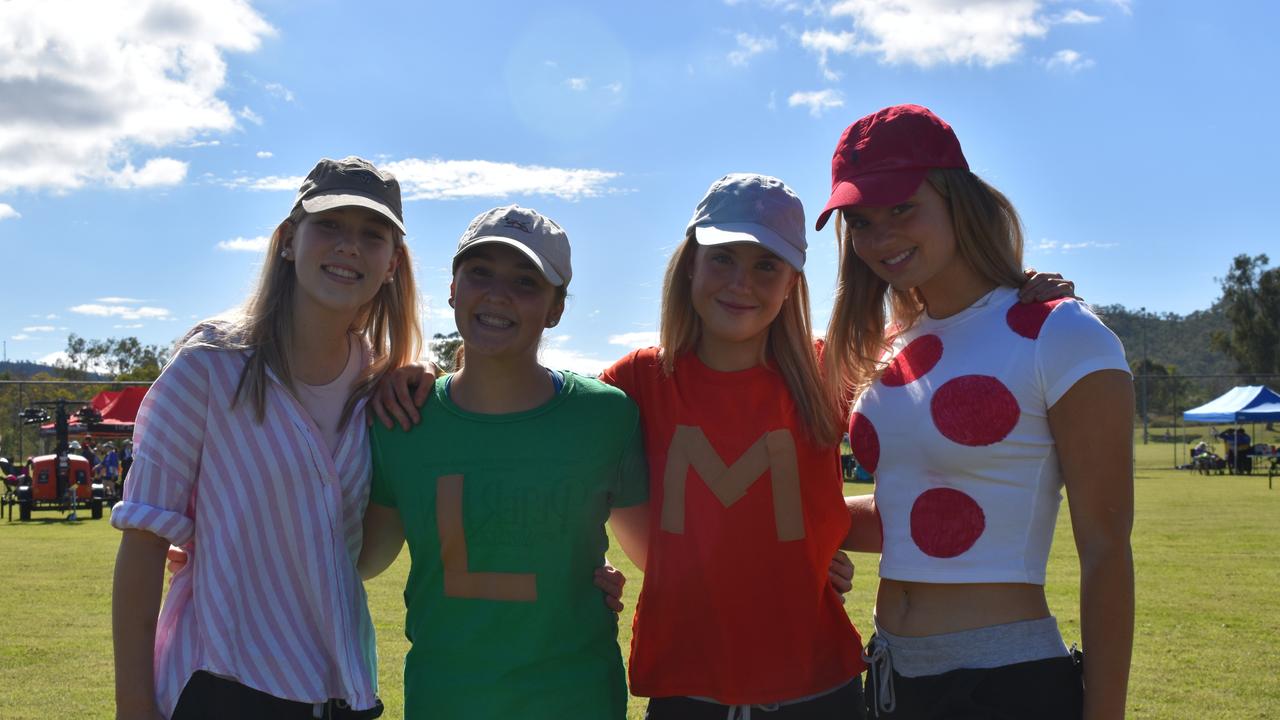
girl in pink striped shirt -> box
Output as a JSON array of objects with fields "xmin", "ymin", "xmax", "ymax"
[{"xmin": 111, "ymin": 157, "xmax": 419, "ymax": 720}]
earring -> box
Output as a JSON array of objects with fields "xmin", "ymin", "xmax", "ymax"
[
  {"xmin": 447, "ymin": 298, "xmax": 455, "ymax": 308},
  {"xmin": 280, "ymin": 249, "xmax": 291, "ymax": 259},
  {"xmin": 384, "ymin": 276, "xmax": 394, "ymax": 285}
]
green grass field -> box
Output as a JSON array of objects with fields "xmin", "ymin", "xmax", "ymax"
[{"xmin": 1, "ymin": 438, "xmax": 1277, "ymax": 718}]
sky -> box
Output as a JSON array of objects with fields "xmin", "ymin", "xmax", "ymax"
[{"xmin": 1, "ymin": 0, "xmax": 1277, "ymax": 374}]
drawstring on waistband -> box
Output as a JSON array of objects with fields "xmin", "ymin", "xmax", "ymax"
[{"xmin": 863, "ymin": 635, "xmax": 896, "ymax": 717}]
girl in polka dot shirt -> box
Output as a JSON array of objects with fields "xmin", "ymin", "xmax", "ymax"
[{"xmin": 819, "ymin": 105, "xmax": 1134, "ymax": 720}]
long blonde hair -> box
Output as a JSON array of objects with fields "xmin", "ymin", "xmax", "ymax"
[
  {"xmin": 659, "ymin": 236, "xmax": 842, "ymax": 446},
  {"xmin": 185, "ymin": 206, "xmax": 421, "ymax": 425},
  {"xmin": 823, "ymin": 168, "xmax": 1026, "ymax": 401}
]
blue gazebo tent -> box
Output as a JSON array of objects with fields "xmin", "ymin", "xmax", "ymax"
[
  {"xmin": 1238, "ymin": 402, "xmax": 1280, "ymax": 422},
  {"xmin": 1182, "ymin": 385, "xmax": 1280, "ymax": 423}
]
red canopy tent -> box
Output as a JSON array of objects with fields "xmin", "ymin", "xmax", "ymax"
[{"xmin": 38, "ymin": 386, "xmax": 149, "ymax": 439}]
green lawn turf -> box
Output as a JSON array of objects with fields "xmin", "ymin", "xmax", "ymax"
[{"xmin": 0, "ymin": 437, "xmax": 1276, "ymax": 718}]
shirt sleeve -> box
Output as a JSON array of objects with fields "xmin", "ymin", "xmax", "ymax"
[
  {"xmin": 599, "ymin": 349, "xmax": 641, "ymax": 398},
  {"xmin": 367, "ymin": 425, "xmax": 397, "ymax": 508},
  {"xmin": 611, "ymin": 409, "xmax": 650, "ymax": 508},
  {"xmin": 109, "ymin": 346, "xmax": 210, "ymax": 546},
  {"xmin": 1037, "ymin": 300, "xmax": 1132, "ymax": 408}
]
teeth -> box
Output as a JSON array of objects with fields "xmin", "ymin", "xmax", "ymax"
[
  {"xmin": 884, "ymin": 249, "xmax": 913, "ymax": 266},
  {"xmin": 477, "ymin": 313, "xmax": 513, "ymax": 328},
  {"xmin": 324, "ymin": 265, "xmax": 361, "ymax": 279}
]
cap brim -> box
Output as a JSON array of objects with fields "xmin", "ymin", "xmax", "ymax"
[
  {"xmin": 813, "ymin": 169, "xmax": 930, "ymax": 231},
  {"xmin": 453, "ymin": 236, "xmax": 566, "ymax": 286},
  {"xmin": 301, "ymin": 193, "xmax": 406, "ymax": 233},
  {"xmin": 694, "ymin": 223, "xmax": 805, "ymax": 271}
]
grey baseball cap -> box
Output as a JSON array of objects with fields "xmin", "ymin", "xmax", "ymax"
[
  {"xmin": 453, "ymin": 205, "xmax": 572, "ymax": 286},
  {"xmin": 293, "ymin": 156, "xmax": 406, "ymax": 233},
  {"xmin": 686, "ymin": 173, "xmax": 807, "ymax": 270}
]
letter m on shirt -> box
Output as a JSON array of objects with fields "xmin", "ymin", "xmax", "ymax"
[{"xmin": 661, "ymin": 426, "xmax": 804, "ymax": 541}]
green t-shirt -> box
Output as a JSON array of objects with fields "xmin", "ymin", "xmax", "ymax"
[{"xmin": 369, "ymin": 371, "xmax": 648, "ymax": 719}]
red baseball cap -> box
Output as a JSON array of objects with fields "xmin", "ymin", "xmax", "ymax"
[{"xmin": 814, "ymin": 104, "xmax": 969, "ymax": 231}]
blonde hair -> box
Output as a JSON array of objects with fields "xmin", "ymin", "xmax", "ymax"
[
  {"xmin": 185, "ymin": 206, "xmax": 421, "ymax": 425},
  {"xmin": 823, "ymin": 168, "xmax": 1026, "ymax": 400},
  {"xmin": 659, "ymin": 236, "xmax": 842, "ymax": 446}
]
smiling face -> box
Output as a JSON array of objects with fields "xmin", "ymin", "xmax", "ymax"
[
  {"xmin": 689, "ymin": 242, "xmax": 797, "ymax": 365},
  {"xmin": 840, "ymin": 178, "xmax": 978, "ymax": 305},
  {"xmin": 284, "ymin": 206, "xmax": 400, "ymax": 322},
  {"xmin": 450, "ymin": 243, "xmax": 564, "ymax": 364}
]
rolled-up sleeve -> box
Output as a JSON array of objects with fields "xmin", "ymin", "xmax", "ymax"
[{"xmin": 111, "ymin": 346, "xmax": 211, "ymax": 546}]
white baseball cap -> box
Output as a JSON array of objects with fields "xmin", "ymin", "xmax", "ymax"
[
  {"xmin": 686, "ymin": 173, "xmax": 807, "ymax": 271},
  {"xmin": 453, "ymin": 205, "xmax": 572, "ymax": 286}
]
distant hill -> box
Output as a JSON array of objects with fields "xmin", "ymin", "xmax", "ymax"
[
  {"xmin": 0, "ymin": 360, "xmax": 64, "ymax": 379},
  {"xmin": 1093, "ymin": 302, "xmax": 1235, "ymax": 377}
]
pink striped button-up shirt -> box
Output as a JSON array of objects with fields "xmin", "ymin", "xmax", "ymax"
[{"xmin": 111, "ymin": 341, "xmax": 379, "ymax": 717}]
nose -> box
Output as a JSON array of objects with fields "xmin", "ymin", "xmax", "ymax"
[{"xmin": 334, "ymin": 226, "xmax": 360, "ymax": 255}]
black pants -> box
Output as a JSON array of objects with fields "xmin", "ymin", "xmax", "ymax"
[
  {"xmin": 172, "ymin": 671, "xmax": 383, "ymax": 720},
  {"xmin": 646, "ymin": 678, "xmax": 865, "ymax": 719},
  {"xmin": 865, "ymin": 656, "xmax": 1082, "ymax": 720}
]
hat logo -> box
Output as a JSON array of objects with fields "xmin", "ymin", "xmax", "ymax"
[{"xmin": 503, "ymin": 218, "xmax": 532, "ymax": 233}]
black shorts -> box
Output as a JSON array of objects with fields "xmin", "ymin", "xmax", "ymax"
[
  {"xmin": 865, "ymin": 653, "xmax": 1083, "ymax": 720},
  {"xmin": 172, "ymin": 671, "xmax": 383, "ymax": 720},
  {"xmin": 646, "ymin": 678, "xmax": 865, "ymax": 720}
]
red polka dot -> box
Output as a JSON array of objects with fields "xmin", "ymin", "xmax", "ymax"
[
  {"xmin": 848, "ymin": 412, "xmax": 879, "ymax": 474},
  {"xmin": 1006, "ymin": 298, "xmax": 1069, "ymax": 339},
  {"xmin": 930, "ymin": 375, "xmax": 1019, "ymax": 446},
  {"xmin": 910, "ymin": 487, "xmax": 985, "ymax": 558},
  {"xmin": 881, "ymin": 334, "xmax": 943, "ymax": 387}
]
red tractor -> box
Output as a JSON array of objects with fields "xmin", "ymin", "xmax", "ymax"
[{"xmin": 9, "ymin": 400, "xmax": 109, "ymax": 521}]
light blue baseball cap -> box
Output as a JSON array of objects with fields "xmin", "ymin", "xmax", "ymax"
[{"xmin": 686, "ymin": 173, "xmax": 807, "ymax": 271}]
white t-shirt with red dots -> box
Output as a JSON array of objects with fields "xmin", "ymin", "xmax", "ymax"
[{"xmin": 849, "ymin": 286, "xmax": 1129, "ymax": 585}]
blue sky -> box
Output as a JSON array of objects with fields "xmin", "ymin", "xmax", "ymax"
[{"xmin": 2, "ymin": 0, "xmax": 1276, "ymax": 374}]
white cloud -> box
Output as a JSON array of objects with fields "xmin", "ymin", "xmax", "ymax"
[
  {"xmin": 566, "ymin": 77, "xmax": 589, "ymax": 91},
  {"xmin": 224, "ymin": 174, "xmax": 303, "ymax": 191},
  {"xmin": 0, "ymin": 203, "xmax": 18, "ymax": 220},
  {"xmin": 1046, "ymin": 48, "xmax": 1094, "ymax": 72},
  {"xmin": 109, "ymin": 157, "xmax": 188, "ymax": 188},
  {"xmin": 238, "ymin": 105, "xmax": 263, "ymax": 125},
  {"xmin": 184, "ymin": 139, "xmax": 221, "ymax": 148},
  {"xmin": 95, "ymin": 297, "xmax": 145, "ymax": 303},
  {"xmin": 70, "ymin": 303, "xmax": 171, "ymax": 320},
  {"xmin": 1053, "ymin": 9, "xmax": 1101, "ymax": 24},
  {"xmin": 824, "ymin": 0, "xmax": 1048, "ymax": 68},
  {"xmin": 38, "ymin": 351, "xmax": 68, "ymax": 365},
  {"xmin": 800, "ymin": 29, "xmax": 857, "ymax": 80},
  {"xmin": 44, "ymin": 313, "xmax": 59, "ymax": 320},
  {"xmin": 113, "ymin": 323, "xmax": 145, "ymax": 329},
  {"xmin": 788, "ymin": 89, "xmax": 845, "ymax": 117},
  {"xmin": 256, "ymin": 150, "xmax": 273, "ymax": 158},
  {"xmin": 608, "ymin": 331, "xmax": 659, "ymax": 349},
  {"xmin": 728, "ymin": 32, "xmax": 778, "ymax": 66},
  {"xmin": 228, "ymin": 159, "xmax": 623, "ymax": 201},
  {"xmin": 0, "ymin": 0, "xmax": 275, "ymax": 193},
  {"xmin": 605, "ymin": 81, "xmax": 623, "ymax": 95},
  {"xmin": 383, "ymin": 158, "xmax": 622, "ymax": 201},
  {"xmin": 217, "ymin": 235, "xmax": 270, "ymax": 252},
  {"xmin": 263, "ymin": 82, "xmax": 294, "ymax": 102},
  {"xmin": 538, "ymin": 341, "xmax": 612, "ymax": 376},
  {"xmin": 21, "ymin": 325, "xmax": 55, "ymax": 332},
  {"xmin": 10, "ymin": 334, "xmax": 30, "ymax": 341},
  {"xmin": 1035, "ymin": 238, "xmax": 1115, "ymax": 252}
]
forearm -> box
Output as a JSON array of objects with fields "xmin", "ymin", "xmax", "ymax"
[
  {"xmin": 112, "ymin": 529, "xmax": 169, "ymax": 719},
  {"xmin": 358, "ymin": 503, "xmax": 405, "ymax": 580},
  {"xmin": 841, "ymin": 494, "xmax": 882, "ymax": 553},
  {"xmin": 1080, "ymin": 542, "xmax": 1134, "ymax": 720},
  {"xmin": 608, "ymin": 503, "xmax": 650, "ymax": 572}
]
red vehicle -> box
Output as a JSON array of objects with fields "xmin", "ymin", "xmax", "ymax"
[
  {"xmin": 10, "ymin": 400, "xmax": 109, "ymax": 521},
  {"xmin": 17, "ymin": 453, "xmax": 103, "ymax": 520}
]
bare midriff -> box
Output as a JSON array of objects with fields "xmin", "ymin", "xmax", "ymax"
[{"xmin": 875, "ymin": 579, "xmax": 1051, "ymax": 637}]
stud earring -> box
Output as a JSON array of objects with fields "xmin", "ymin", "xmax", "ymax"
[{"xmin": 280, "ymin": 249, "xmax": 291, "ymax": 259}]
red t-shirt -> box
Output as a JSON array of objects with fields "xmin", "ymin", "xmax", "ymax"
[{"xmin": 602, "ymin": 348, "xmax": 865, "ymax": 704}]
